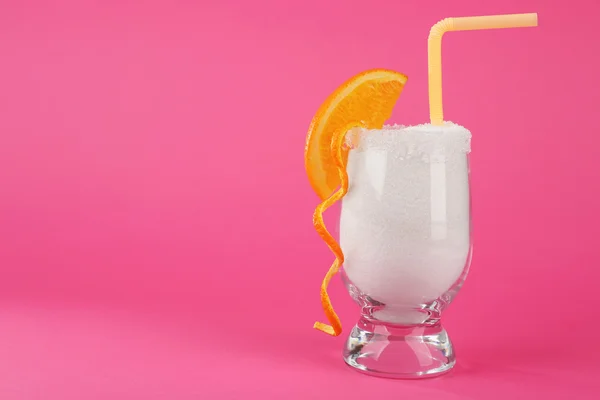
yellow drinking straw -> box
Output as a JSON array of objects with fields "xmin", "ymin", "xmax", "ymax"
[{"xmin": 428, "ymin": 13, "xmax": 538, "ymax": 125}]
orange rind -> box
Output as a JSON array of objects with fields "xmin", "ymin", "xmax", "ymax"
[{"xmin": 305, "ymin": 70, "xmax": 407, "ymax": 336}]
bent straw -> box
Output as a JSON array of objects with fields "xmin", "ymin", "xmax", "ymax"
[{"xmin": 428, "ymin": 13, "xmax": 538, "ymax": 125}]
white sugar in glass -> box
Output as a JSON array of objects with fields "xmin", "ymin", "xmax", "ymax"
[{"xmin": 340, "ymin": 123, "xmax": 472, "ymax": 376}]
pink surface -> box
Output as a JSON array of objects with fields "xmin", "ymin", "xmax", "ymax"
[{"xmin": 1, "ymin": 0, "xmax": 599, "ymax": 398}]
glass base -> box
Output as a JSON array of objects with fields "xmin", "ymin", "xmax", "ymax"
[{"xmin": 343, "ymin": 317, "xmax": 455, "ymax": 379}]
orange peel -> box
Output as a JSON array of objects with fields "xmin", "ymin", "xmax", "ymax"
[
  {"xmin": 305, "ymin": 70, "xmax": 407, "ymax": 336},
  {"xmin": 312, "ymin": 122, "xmax": 365, "ymax": 336}
]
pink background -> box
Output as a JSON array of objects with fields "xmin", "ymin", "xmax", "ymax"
[{"xmin": 1, "ymin": 0, "xmax": 599, "ymax": 398}]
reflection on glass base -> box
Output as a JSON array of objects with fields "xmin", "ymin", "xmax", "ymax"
[{"xmin": 343, "ymin": 317, "xmax": 455, "ymax": 379}]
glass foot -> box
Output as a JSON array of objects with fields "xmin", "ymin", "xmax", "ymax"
[{"xmin": 343, "ymin": 317, "xmax": 455, "ymax": 379}]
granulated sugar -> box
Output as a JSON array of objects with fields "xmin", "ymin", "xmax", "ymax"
[{"xmin": 340, "ymin": 122, "xmax": 472, "ymax": 324}]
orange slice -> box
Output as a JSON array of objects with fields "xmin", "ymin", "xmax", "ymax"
[
  {"xmin": 305, "ymin": 69, "xmax": 407, "ymax": 336},
  {"xmin": 305, "ymin": 69, "xmax": 408, "ymax": 201}
]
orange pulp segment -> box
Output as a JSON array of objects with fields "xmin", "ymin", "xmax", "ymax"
[{"xmin": 305, "ymin": 69, "xmax": 407, "ymax": 201}]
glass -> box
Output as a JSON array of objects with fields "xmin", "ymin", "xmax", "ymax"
[{"xmin": 339, "ymin": 123, "xmax": 472, "ymax": 378}]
